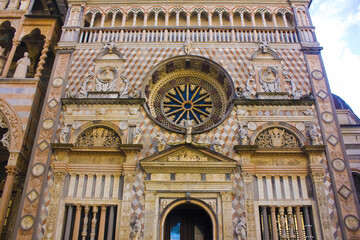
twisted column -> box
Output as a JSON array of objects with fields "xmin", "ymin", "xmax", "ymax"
[
  {"xmin": 34, "ymin": 39, "xmax": 51, "ymax": 79},
  {"xmin": 0, "ymin": 165, "xmax": 18, "ymax": 235}
]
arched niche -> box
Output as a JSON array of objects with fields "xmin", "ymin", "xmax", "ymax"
[
  {"xmin": 9, "ymin": 28, "xmax": 46, "ymax": 78},
  {"xmin": 70, "ymin": 121, "xmax": 124, "ymax": 147},
  {"xmin": 250, "ymin": 122, "xmax": 306, "ymax": 147}
]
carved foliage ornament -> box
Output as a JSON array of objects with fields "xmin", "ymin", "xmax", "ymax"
[
  {"xmin": 255, "ymin": 127, "xmax": 301, "ymax": 148},
  {"xmin": 75, "ymin": 126, "xmax": 121, "ymax": 147}
]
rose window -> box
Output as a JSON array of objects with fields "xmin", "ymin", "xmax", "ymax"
[
  {"xmin": 142, "ymin": 56, "xmax": 235, "ymax": 134},
  {"xmin": 162, "ymin": 83, "xmax": 213, "ymax": 126}
]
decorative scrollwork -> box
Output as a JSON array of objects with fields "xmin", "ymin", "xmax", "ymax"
[
  {"xmin": 75, "ymin": 126, "xmax": 121, "ymax": 147},
  {"xmin": 255, "ymin": 127, "xmax": 301, "ymax": 148}
]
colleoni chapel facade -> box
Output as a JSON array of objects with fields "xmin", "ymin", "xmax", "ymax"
[{"xmin": 0, "ymin": 0, "xmax": 360, "ymax": 239}]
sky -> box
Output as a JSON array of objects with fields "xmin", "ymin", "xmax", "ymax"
[{"xmin": 309, "ymin": 0, "xmax": 360, "ymax": 117}]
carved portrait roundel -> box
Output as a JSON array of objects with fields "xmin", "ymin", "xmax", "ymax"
[{"xmin": 142, "ymin": 56, "xmax": 235, "ymax": 134}]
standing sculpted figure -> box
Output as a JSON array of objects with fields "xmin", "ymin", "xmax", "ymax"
[
  {"xmin": 183, "ymin": 117, "xmax": 194, "ymax": 143},
  {"xmin": 155, "ymin": 132, "xmax": 166, "ymax": 152},
  {"xmin": 132, "ymin": 123, "xmax": 142, "ymax": 144},
  {"xmin": 59, "ymin": 126, "xmax": 69, "ymax": 143},
  {"xmin": 120, "ymin": 73, "xmax": 130, "ymax": 98},
  {"xmin": 308, "ymin": 125, "xmax": 321, "ymax": 145},
  {"xmin": 212, "ymin": 136, "xmax": 223, "ymax": 153},
  {"xmin": 235, "ymin": 218, "xmax": 247, "ymax": 240},
  {"xmin": 14, "ymin": 52, "xmax": 30, "ymax": 78},
  {"xmin": 130, "ymin": 217, "xmax": 141, "ymax": 240},
  {"xmin": 238, "ymin": 123, "xmax": 248, "ymax": 145}
]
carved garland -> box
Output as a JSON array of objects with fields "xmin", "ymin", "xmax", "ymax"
[
  {"xmin": 254, "ymin": 127, "xmax": 301, "ymax": 148},
  {"xmin": 75, "ymin": 126, "xmax": 121, "ymax": 147}
]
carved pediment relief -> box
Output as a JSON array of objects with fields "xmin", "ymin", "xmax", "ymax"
[
  {"xmin": 254, "ymin": 127, "xmax": 301, "ymax": 148},
  {"xmin": 140, "ymin": 145, "xmax": 237, "ymax": 173},
  {"xmin": 75, "ymin": 126, "xmax": 121, "ymax": 147}
]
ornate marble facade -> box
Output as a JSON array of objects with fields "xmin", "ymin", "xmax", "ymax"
[{"xmin": 1, "ymin": 0, "xmax": 360, "ymax": 240}]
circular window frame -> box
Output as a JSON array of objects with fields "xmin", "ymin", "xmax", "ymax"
[{"xmin": 142, "ymin": 55, "xmax": 235, "ymax": 134}]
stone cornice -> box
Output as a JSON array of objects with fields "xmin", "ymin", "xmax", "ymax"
[
  {"xmin": 61, "ymin": 98, "xmax": 145, "ymax": 105},
  {"xmin": 233, "ymin": 98, "xmax": 315, "ymax": 106}
]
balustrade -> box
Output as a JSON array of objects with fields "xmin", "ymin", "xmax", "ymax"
[
  {"xmin": 63, "ymin": 204, "xmax": 117, "ymax": 240},
  {"xmin": 259, "ymin": 205, "xmax": 315, "ymax": 240},
  {"xmin": 61, "ymin": 26, "xmax": 309, "ymax": 44}
]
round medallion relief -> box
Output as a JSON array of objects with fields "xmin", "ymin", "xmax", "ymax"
[
  {"xmin": 52, "ymin": 77, "xmax": 64, "ymax": 87},
  {"xmin": 322, "ymin": 111, "xmax": 334, "ymax": 123},
  {"xmin": 20, "ymin": 215, "xmax": 34, "ymax": 231},
  {"xmin": 42, "ymin": 118, "xmax": 54, "ymax": 130},
  {"xmin": 32, "ymin": 163, "xmax": 45, "ymax": 177},
  {"xmin": 312, "ymin": 70, "xmax": 323, "ymax": 80},
  {"xmin": 247, "ymin": 122, "xmax": 257, "ymax": 131},
  {"xmin": 143, "ymin": 56, "xmax": 234, "ymax": 134},
  {"xmin": 332, "ymin": 158, "xmax": 346, "ymax": 172},
  {"xmin": 344, "ymin": 215, "xmax": 360, "ymax": 231}
]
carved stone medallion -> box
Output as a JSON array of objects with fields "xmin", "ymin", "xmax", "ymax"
[
  {"xmin": 247, "ymin": 122, "xmax": 257, "ymax": 131},
  {"xmin": 20, "ymin": 215, "xmax": 34, "ymax": 231},
  {"xmin": 32, "ymin": 163, "xmax": 45, "ymax": 177},
  {"xmin": 42, "ymin": 118, "xmax": 54, "ymax": 130},
  {"xmin": 322, "ymin": 111, "xmax": 334, "ymax": 123},
  {"xmin": 344, "ymin": 215, "xmax": 360, "ymax": 231},
  {"xmin": 311, "ymin": 70, "xmax": 323, "ymax": 80},
  {"xmin": 332, "ymin": 158, "xmax": 345, "ymax": 172},
  {"xmin": 52, "ymin": 77, "xmax": 64, "ymax": 87}
]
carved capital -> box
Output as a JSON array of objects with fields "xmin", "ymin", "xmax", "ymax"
[
  {"xmin": 12, "ymin": 39, "xmax": 20, "ymax": 46},
  {"xmin": 5, "ymin": 165, "xmax": 18, "ymax": 175}
]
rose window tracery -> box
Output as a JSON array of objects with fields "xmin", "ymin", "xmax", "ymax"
[{"xmin": 143, "ymin": 56, "xmax": 234, "ymax": 133}]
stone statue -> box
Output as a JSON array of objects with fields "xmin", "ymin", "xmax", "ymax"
[
  {"xmin": 13, "ymin": 52, "xmax": 30, "ymax": 78},
  {"xmin": 59, "ymin": 126, "xmax": 69, "ymax": 143},
  {"xmin": 130, "ymin": 216, "xmax": 141, "ymax": 240},
  {"xmin": 238, "ymin": 123, "xmax": 248, "ymax": 145},
  {"xmin": 184, "ymin": 39, "xmax": 193, "ymax": 55},
  {"xmin": 132, "ymin": 123, "xmax": 142, "ymax": 144},
  {"xmin": 130, "ymin": 85, "xmax": 141, "ymax": 98},
  {"xmin": 212, "ymin": 136, "xmax": 223, "ymax": 153},
  {"xmin": 183, "ymin": 117, "xmax": 194, "ymax": 143},
  {"xmin": 103, "ymin": 41, "xmax": 117, "ymax": 53},
  {"xmin": 235, "ymin": 218, "xmax": 247, "ymax": 240},
  {"xmin": 308, "ymin": 125, "xmax": 321, "ymax": 145},
  {"xmin": 155, "ymin": 132, "xmax": 166, "ymax": 152},
  {"xmin": 120, "ymin": 73, "xmax": 129, "ymax": 98},
  {"xmin": 0, "ymin": 46, "xmax": 6, "ymax": 75}
]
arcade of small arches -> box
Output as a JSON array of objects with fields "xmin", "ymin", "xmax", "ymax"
[{"xmin": 68, "ymin": 6, "xmax": 311, "ymax": 28}]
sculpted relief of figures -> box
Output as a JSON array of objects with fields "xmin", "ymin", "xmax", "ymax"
[
  {"xmin": 75, "ymin": 126, "xmax": 121, "ymax": 147},
  {"xmin": 255, "ymin": 127, "xmax": 301, "ymax": 148}
]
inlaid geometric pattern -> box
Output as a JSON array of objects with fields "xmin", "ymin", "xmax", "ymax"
[
  {"xmin": 232, "ymin": 170, "xmax": 245, "ymax": 238},
  {"xmin": 338, "ymin": 185, "xmax": 352, "ymax": 199},
  {"xmin": 327, "ymin": 135, "xmax": 339, "ymax": 146},
  {"xmin": 131, "ymin": 170, "xmax": 145, "ymax": 238},
  {"xmin": 317, "ymin": 90, "xmax": 328, "ymax": 100}
]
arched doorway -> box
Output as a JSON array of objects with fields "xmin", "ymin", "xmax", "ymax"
[{"xmin": 164, "ymin": 203, "xmax": 213, "ymax": 240}]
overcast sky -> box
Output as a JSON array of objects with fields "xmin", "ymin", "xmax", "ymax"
[{"xmin": 309, "ymin": 0, "xmax": 360, "ymax": 117}]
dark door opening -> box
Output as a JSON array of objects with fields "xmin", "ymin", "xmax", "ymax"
[{"xmin": 164, "ymin": 203, "xmax": 213, "ymax": 240}]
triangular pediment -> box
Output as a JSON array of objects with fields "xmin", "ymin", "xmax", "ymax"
[{"xmin": 140, "ymin": 145, "xmax": 237, "ymax": 173}]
